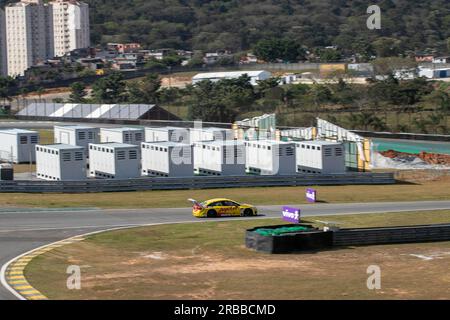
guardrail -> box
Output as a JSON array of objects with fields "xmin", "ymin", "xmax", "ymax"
[
  {"xmin": 246, "ymin": 222, "xmax": 450, "ymax": 253},
  {"xmin": 333, "ymin": 223, "xmax": 450, "ymax": 246},
  {"xmin": 0, "ymin": 172, "xmax": 395, "ymax": 193}
]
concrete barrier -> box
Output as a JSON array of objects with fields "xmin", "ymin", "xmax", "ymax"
[{"xmin": 0, "ymin": 172, "xmax": 395, "ymax": 193}]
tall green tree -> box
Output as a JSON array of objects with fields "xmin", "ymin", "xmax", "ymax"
[
  {"xmin": 318, "ymin": 49, "xmax": 342, "ymax": 62},
  {"xmin": 91, "ymin": 72, "xmax": 127, "ymax": 104},
  {"xmin": 68, "ymin": 82, "xmax": 88, "ymax": 103},
  {"xmin": 187, "ymin": 75, "xmax": 255, "ymax": 122},
  {"xmin": 253, "ymin": 39, "xmax": 305, "ymax": 62},
  {"xmin": 0, "ymin": 77, "xmax": 16, "ymax": 106},
  {"xmin": 128, "ymin": 73, "xmax": 162, "ymax": 104}
]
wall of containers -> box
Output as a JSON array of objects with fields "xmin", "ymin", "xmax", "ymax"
[{"xmin": 1, "ymin": 125, "xmax": 348, "ymax": 181}]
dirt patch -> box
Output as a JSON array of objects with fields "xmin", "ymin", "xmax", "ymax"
[
  {"xmin": 25, "ymin": 213, "xmax": 450, "ymax": 300},
  {"xmin": 161, "ymin": 76, "xmax": 192, "ymax": 88},
  {"xmin": 381, "ymin": 149, "xmax": 450, "ymax": 166}
]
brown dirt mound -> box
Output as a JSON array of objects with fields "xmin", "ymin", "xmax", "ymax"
[{"xmin": 381, "ymin": 149, "xmax": 450, "ymax": 166}]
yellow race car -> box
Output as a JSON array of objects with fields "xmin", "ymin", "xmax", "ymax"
[{"xmin": 188, "ymin": 198, "xmax": 258, "ymax": 218}]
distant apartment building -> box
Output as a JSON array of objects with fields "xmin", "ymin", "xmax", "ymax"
[
  {"xmin": 4, "ymin": 0, "xmax": 89, "ymax": 77},
  {"xmin": 51, "ymin": 0, "xmax": 90, "ymax": 57},
  {"xmin": 0, "ymin": 9, "xmax": 6, "ymax": 76},
  {"xmin": 5, "ymin": 0, "xmax": 54, "ymax": 77}
]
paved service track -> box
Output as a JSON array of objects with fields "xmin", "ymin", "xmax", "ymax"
[{"xmin": 1, "ymin": 200, "xmax": 450, "ymax": 300}]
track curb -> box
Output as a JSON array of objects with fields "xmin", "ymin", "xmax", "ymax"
[
  {"xmin": 0, "ymin": 236, "xmax": 88, "ymax": 300},
  {"xmin": 0, "ymin": 219, "xmax": 226, "ymax": 300}
]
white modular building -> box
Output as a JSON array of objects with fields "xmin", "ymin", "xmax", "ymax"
[
  {"xmin": 193, "ymin": 140, "xmax": 245, "ymax": 176},
  {"xmin": 190, "ymin": 127, "xmax": 234, "ymax": 143},
  {"xmin": 0, "ymin": 129, "xmax": 39, "ymax": 163},
  {"xmin": 89, "ymin": 143, "xmax": 140, "ymax": 179},
  {"xmin": 145, "ymin": 126, "xmax": 190, "ymax": 143},
  {"xmin": 35, "ymin": 144, "xmax": 86, "ymax": 181},
  {"xmin": 418, "ymin": 67, "xmax": 450, "ymax": 79},
  {"xmin": 192, "ymin": 70, "xmax": 272, "ymax": 86},
  {"xmin": 245, "ymin": 140, "xmax": 296, "ymax": 175},
  {"xmin": 54, "ymin": 125, "xmax": 100, "ymax": 150},
  {"xmin": 100, "ymin": 127, "xmax": 145, "ymax": 145},
  {"xmin": 141, "ymin": 141, "xmax": 193, "ymax": 177},
  {"xmin": 295, "ymin": 141, "xmax": 346, "ymax": 174}
]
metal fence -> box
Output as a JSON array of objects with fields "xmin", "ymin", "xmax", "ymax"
[{"xmin": 0, "ymin": 173, "xmax": 395, "ymax": 193}]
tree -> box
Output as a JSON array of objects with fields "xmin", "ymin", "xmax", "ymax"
[
  {"xmin": 309, "ymin": 84, "xmax": 332, "ymax": 116},
  {"xmin": 35, "ymin": 87, "xmax": 45, "ymax": 102},
  {"xmin": 372, "ymin": 57, "xmax": 417, "ymax": 76},
  {"xmin": 187, "ymin": 75, "xmax": 255, "ymax": 122},
  {"xmin": 372, "ymin": 37, "xmax": 402, "ymax": 57},
  {"xmin": 0, "ymin": 77, "xmax": 16, "ymax": 107},
  {"xmin": 256, "ymin": 77, "xmax": 281, "ymax": 98},
  {"xmin": 77, "ymin": 0, "xmax": 450, "ymax": 55},
  {"xmin": 318, "ymin": 48, "xmax": 342, "ymax": 62},
  {"xmin": 346, "ymin": 112, "xmax": 387, "ymax": 131},
  {"xmin": 68, "ymin": 82, "xmax": 88, "ymax": 103},
  {"xmin": 128, "ymin": 73, "xmax": 162, "ymax": 104},
  {"xmin": 187, "ymin": 52, "xmax": 205, "ymax": 68},
  {"xmin": 91, "ymin": 72, "xmax": 127, "ymax": 104},
  {"xmin": 253, "ymin": 38, "xmax": 304, "ymax": 62}
]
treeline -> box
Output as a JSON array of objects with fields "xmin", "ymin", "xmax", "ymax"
[
  {"xmin": 84, "ymin": 0, "xmax": 449, "ymax": 56},
  {"xmin": 63, "ymin": 72, "xmax": 450, "ymax": 134},
  {"xmin": 2, "ymin": 1, "xmax": 450, "ymax": 60}
]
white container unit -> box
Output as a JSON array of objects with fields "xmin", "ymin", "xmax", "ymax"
[
  {"xmin": 245, "ymin": 140, "xmax": 296, "ymax": 175},
  {"xmin": 190, "ymin": 127, "xmax": 234, "ymax": 143},
  {"xmin": 35, "ymin": 144, "xmax": 86, "ymax": 181},
  {"xmin": 193, "ymin": 140, "xmax": 245, "ymax": 176},
  {"xmin": 141, "ymin": 141, "xmax": 193, "ymax": 177},
  {"xmin": 89, "ymin": 143, "xmax": 140, "ymax": 179},
  {"xmin": 0, "ymin": 129, "xmax": 39, "ymax": 163},
  {"xmin": 295, "ymin": 141, "xmax": 346, "ymax": 174},
  {"xmin": 100, "ymin": 127, "xmax": 145, "ymax": 145},
  {"xmin": 54, "ymin": 125, "xmax": 100, "ymax": 150},
  {"xmin": 145, "ymin": 126, "xmax": 190, "ymax": 143}
]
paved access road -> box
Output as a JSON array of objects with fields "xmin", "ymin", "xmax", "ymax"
[{"xmin": 1, "ymin": 200, "xmax": 450, "ymax": 300}]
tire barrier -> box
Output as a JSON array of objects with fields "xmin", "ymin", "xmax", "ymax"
[
  {"xmin": 246, "ymin": 223, "xmax": 450, "ymax": 254},
  {"xmin": 246, "ymin": 224, "xmax": 333, "ymax": 254},
  {"xmin": 0, "ymin": 172, "xmax": 395, "ymax": 193}
]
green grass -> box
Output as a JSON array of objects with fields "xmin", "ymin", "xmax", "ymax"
[{"xmin": 25, "ymin": 210, "xmax": 450, "ymax": 300}]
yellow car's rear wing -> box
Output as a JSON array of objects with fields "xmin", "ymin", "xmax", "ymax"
[{"xmin": 187, "ymin": 198, "xmax": 205, "ymax": 208}]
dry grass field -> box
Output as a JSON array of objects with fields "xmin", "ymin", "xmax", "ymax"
[
  {"xmin": 0, "ymin": 174, "xmax": 449, "ymax": 208},
  {"xmin": 25, "ymin": 210, "xmax": 450, "ymax": 300}
]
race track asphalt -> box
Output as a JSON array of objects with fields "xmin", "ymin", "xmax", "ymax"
[{"xmin": 1, "ymin": 200, "xmax": 450, "ymax": 300}]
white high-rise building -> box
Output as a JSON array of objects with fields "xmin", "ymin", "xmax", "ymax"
[
  {"xmin": 51, "ymin": 0, "xmax": 90, "ymax": 57},
  {"xmin": 5, "ymin": 0, "xmax": 54, "ymax": 77},
  {"xmin": 0, "ymin": 9, "xmax": 7, "ymax": 76}
]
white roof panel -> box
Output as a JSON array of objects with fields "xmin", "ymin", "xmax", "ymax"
[{"xmin": 193, "ymin": 70, "xmax": 270, "ymax": 80}]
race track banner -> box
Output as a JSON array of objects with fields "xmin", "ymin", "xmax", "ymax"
[
  {"xmin": 306, "ymin": 188, "xmax": 317, "ymax": 203},
  {"xmin": 282, "ymin": 206, "xmax": 301, "ymax": 224}
]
